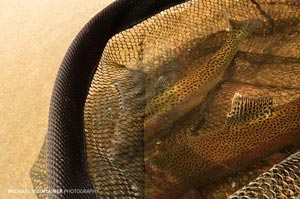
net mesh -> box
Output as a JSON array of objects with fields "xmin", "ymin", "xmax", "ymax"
[
  {"xmin": 30, "ymin": 139, "xmax": 47, "ymax": 199},
  {"xmin": 229, "ymin": 151, "xmax": 300, "ymax": 198},
  {"xmin": 31, "ymin": 0, "xmax": 300, "ymax": 198}
]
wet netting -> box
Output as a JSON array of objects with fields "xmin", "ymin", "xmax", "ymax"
[{"xmin": 30, "ymin": 0, "xmax": 300, "ymax": 198}]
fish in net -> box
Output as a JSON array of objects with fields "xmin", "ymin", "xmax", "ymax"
[{"xmin": 30, "ymin": 0, "xmax": 300, "ymax": 198}]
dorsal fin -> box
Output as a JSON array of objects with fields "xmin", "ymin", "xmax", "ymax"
[{"xmin": 225, "ymin": 93, "xmax": 273, "ymax": 130}]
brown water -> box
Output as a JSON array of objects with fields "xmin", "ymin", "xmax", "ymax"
[{"xmin": 0, "ymin": 1, "xmax": 112, "ymax": 198}]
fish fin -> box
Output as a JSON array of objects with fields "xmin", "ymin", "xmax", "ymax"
[
  {"xmin": 225, "ymin": 93, "xmax": 273, "ymax": 130},
  {"xmin": 153, "ymin": 76, "xmax": 174, "ymax": 95}
]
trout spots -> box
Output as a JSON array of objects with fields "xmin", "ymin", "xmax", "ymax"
[
  {"xmin": 153, "ymin": 94, "xmax": 300, "ymax": 196},
  {"xmin": 145, "ymin": 19, "xmax": 261, "ymax": 141}
]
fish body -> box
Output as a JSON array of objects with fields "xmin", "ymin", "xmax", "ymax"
[
  {"xmin": 144, "ymin": 20, "xmax": 259, "ymax": 142},
  {"xmin": 147, "ymin": 94, "xmax": 300, "ymax": 198}
]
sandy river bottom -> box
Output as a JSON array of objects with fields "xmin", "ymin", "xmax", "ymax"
[{"xmin": 0, "ymin": 1, "xmax": 113, "ymax": 198}]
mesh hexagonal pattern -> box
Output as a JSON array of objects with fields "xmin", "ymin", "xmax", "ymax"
[
  {"xmin": 229, "ymin": 151, "xmax": 300, "ymax": 199},
  {"xmin": 30, "ymin": 0, "xmax": 300, "ymax": 198}
]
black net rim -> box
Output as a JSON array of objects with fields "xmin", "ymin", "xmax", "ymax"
[{"xmin": 46, "ymin": 0, "xmax": 187, "ymax": 197}]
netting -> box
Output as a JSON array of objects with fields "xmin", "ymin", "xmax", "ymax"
[
  {"xmin": 31, "ymin": 0, "xmax": 300, "ymax": 198},
  {"xmin": 229, "ymin": 151, "xmax": 300, "ymax": 198}
]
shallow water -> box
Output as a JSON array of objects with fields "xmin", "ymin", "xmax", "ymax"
[
  {"xmin": 0, "ymin": 1, "xmax": 112, "ymax": 198},
  {"xmin": 4, "ymin": 1, "xmax": 300, "ymax": 199}
]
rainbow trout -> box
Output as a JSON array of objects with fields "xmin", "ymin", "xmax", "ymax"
[
  {"xmin": 146, "ymin": 94, "xmax": 300, "ymax": 198},
  {"xmin": 144, "ymin": 19, "xmax": 261, "ymax": 142}
]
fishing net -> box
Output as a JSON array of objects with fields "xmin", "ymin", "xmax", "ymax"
[
  {"xmin": 229, "ymin": 151, "xmax": 300, "ymax": 198},
  {"xmin": 30, "ymin": 0, "xmax": 300, "ymax": 198}
]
